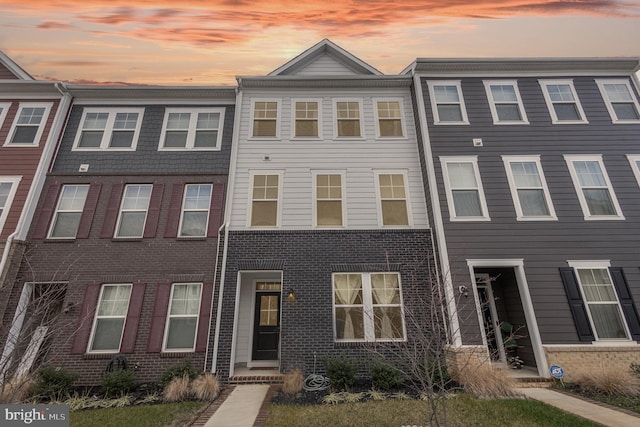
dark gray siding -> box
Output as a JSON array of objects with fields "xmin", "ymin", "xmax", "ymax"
[{"xmin": 420, "ymin": 75, "xmax": 640, "ymax": 345}]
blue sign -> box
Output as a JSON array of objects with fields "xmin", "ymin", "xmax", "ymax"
[{"xmin": 550, "ymin": 365, "xmax": 565, "ymax": 379}]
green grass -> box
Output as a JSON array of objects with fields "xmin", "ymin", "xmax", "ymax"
[
  {"xmin": 267, "ymin": 394, "xmax": 601, "ymax": 427},
  {"xmin": 70, "ymin": 401, "xmax": 206, "ymax": 427}
]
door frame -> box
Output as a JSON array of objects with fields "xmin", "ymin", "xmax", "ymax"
[
  {"xmin": 247, "ymin": 278, "xmax": 281, "ymax": 369},
  {"xmin": 475, "ymin": 274, "xmax": 507, "ymax": 364}
]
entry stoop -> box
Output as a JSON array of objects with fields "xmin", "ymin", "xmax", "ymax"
[
  {"xmin": 514, "ymin": 376, "xmax": 553, "ymax": 388},
  {"xmin": 228, "ymin": 367, "xmax": 284, "ymax": 384}
]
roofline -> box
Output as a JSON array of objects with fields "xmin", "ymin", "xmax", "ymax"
[
  {"xmin": 0, "ymin": 80, "xmax": 62, "ymax": 95},
  {"xmin": 64, "ymin": 85, "xmax": 237, "ymax": 100},
  {"xmin": 237, "ymin": 75, "xmax": 411, "ymax": 89},
  {"xmin": 0, "ymin": 51, "xmax": 34, "ymax": 80}
]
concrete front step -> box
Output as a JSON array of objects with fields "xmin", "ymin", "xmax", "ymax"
[
  {"xmin": 514, "ymin": 377, "xmax": 553, "ymax": 388},
  {"xmin": 227, "ymin": 375, "xmax": 284, "ymax": 384}
]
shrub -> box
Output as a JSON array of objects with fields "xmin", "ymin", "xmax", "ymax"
[
  {"xmin": 101, "ymin": 369, "xmax": 136, "ymax": 397},
  {"xmin": 282, "ymin": 369, "xmax": 304, "ymax": 395},
  {"xmin": 418, "ymin": 353, "xmax": 451, "ymax": 391},
  {"xmin": 190, "ymin": 373, "xmax": 220, "ymax": 401},
  {"xmin": 370, "ymin": 359, "xmax": 404, "ymax": 391},
  {"xmin": 573, "ymin": 366, "xmax": 639, "ymax": 397},
  {"xmin": 159, "ymin": 358, "xmax": 198, "ymax": 389},
  {"xmin": 163, "ymin": 374, "xmax": 191, "ymax": 402},
  {"xmin": 33, "ymin": 365, "xmax": 79, "ymax": 400},
  {"xmin": 457, "ymin": 365, "xmax": 518, "ymax": 399},
  {"xmin": 323, "ymin": 353, "xmax": 356, "ymax": 391}
]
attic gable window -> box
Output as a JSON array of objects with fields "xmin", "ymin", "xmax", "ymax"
[
  {"xmin": 293, "ymin": 100, "xmax": 320, "ymax": 138},
  {"xmin": 427, "ymin": 81, "xmax": 469, "ymax": 125},
  {"xmin": 73, "ymin": 108, "xmax": 144, "ymax": 150},
  {"xmin": 160, "ymin": 108, "xmax": 224, "ymax": 150},
  {"xmin": 252, "ymin": 101, "xmax": 279, "ymax": 138},
  {"xmin": 5, "ymin": 103, "xmax": 52, "ymax": 146},
  {"xmin": 335, "ymin": 100, "xmax": 362, "ymax": 137},
  {"xmin": 539, "ymin": 80, "xmax": 587, "ymax": 124},
  {"xmin": 596, "ymin": 79, "xmax": 640, "ymax": 123}
]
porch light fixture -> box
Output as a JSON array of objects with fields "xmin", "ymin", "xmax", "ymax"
[
  {"xmin": 458, "ymin": 285, "xmax": 469, "ymax": 298},
  {"xmin": 287, "ymin": 288, "xmax": 296, "ymax": 301}
]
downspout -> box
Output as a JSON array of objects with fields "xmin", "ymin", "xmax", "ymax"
[
  {"xmin": 210, "ymin": 82, "xmax": 243, "ymax": 373},
  {"xmin": 412, "ymin": 74, "xmax": 461, "ymax": 346}
]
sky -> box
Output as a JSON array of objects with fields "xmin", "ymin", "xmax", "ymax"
[{"xmin": 1, "ymin": 1, "xmax": 640, "ymax": 86}]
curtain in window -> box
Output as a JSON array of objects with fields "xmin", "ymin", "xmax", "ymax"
[
  {"xmin": 334, "ymin": 275, "xmax": 362, "ymax": 339},
  {"xmin": 371, "ymin": 274, "xmax": 400, "ymax": 339}
]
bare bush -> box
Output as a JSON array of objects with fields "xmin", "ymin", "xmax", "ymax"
[
  {"xmin": 163, "ymin": 374, "xmax": 191, "ymax": 402},
  {"xmin": 456, "ymin": 365, "xmax": 519, "ymax": 399},
  {"xmin": 1, "ymin": 375, "xmax": 34, "ymax": 403},
  {"xmin": 190, "ymin": 373, "xmax": 220, "ymax": 401},
  {"xmin": 282, "ymin": 368, "xmax": 304, "ymax": 395},
  {"xmin": 572, "ymin": 365, "xmax": 640, "ymax": 397}
]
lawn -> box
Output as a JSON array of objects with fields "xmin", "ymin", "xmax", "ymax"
[
  {"xmin": 267, "ymin": 394, "xmax": 601, "ymax": 427},
  {"xmin": 70, "ymin": 401, "xmax": 206, "ymax": 427}
]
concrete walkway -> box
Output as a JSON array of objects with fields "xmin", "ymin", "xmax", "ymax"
[
  {"xmin": 203, "ymin": 384, "xmax": 270, "ymax": 427},
  {"xmin": 519, "ymin": 387, "xmax": 640, "ymax": 427}
]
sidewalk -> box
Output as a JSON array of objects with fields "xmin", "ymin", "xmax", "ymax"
[{"xmin": 202, "ymin": 384, "xmax": 270, "ymax": 427}]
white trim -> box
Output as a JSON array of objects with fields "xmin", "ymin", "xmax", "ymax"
[
  {"xmin": 87, "ymin": 284, "xmax": 132, "ymax": 353},
  {"xmin": 178, "ymin": 183, "xmax": 213, "ymax": 238},
  {"xmin": 0, "ymin": 176, "xmax": 21, "ymax": 234},
  {"xmin": 483, "ymin": 80, "xmax": 529, "ymax": 125},
  {"xmin": 162, "ymin": 283, "xmax": 202, "ymax": 352},
  {"xmin": 374, "ymin": 170, "xmax": 413, "ymax": 227},
  {"xmin": 501, "ymin": 155, "xmax": 557, "ymax": 221},
  {"xmin": 72, "ymin": 107, "xmax": 144, "ymax": 151},
  {"xmin": 566, "ymin": 260, "xmax": 611, "ymax": 269},
  {"xmin": 312, "ymin": 171, "xmax": 346, "ymax": 228},
  {"xmin": 563, "ymin": 154, "xmax": 624, "ymax": 220},
  {"xmin": 247, "ymin": 171, "xmax": 283, "ymax": 228},
  {"xmin": 333, "ymin": 98, "xmax": 364, "ymax": 139},
  {"xmin": 372, "ymin": 97, "xmax": 407, "ymax": 138},
  {"xmin": 114, "ymin": 184, "xmax": 153, "ymax": 238},
  {"xmin": 595, "ymin": 78, "xmax": 640, "ymax": 124},
  {"xmin": 539, "ymin": 79, "xmax": 588, "ymax": 124},
  {"xmin": 247, "ymin": 278, "xmax": 282, "ymax": 368},
  {"xmin": 249, "ymin": 99, "xmax": 280, "ymax": 139},
  {"xmin": 47, "ymin": 184, "xmax": 90, "ymax": 239},
  {"xmin": 291, "ymin": 98, "xmax": 322, "ymax": 140},
  {"xmin": 159, "ymin": 107, "xmax": 224, "ymax": 151},
  {"xmin": 4, "ymin": 102, "xmax": 52, "ymax": 147},
  {"xmin": 0, "ymin": 102, "xmax": 10, "ymax": 129},
  {"xmin": 627, "ymin": 155, "xmax": 640, "ymax": 189},
  {"xmin": 427, "ymin": 80, "xmax": 469, "ymax": 125},
  {"xmin": 440, "ymin": 156, "xmax": 490, "ymax": 221}
]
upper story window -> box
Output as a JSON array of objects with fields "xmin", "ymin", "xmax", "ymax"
[
  {"xmin": 252, "ymin": 101, "xmax": 279, "ymax": 138},
  {"xmin": 179, "ymin": 184, "xmax": 212, "ymax": 237},
  {"xmin": 427, "ymin": 81, "xmax": 469, "ymax": 125},
  {"xmin": 5, "ymin": 103, "xmax": 52, "ymax": 146},
  {"xmin": 250, "ymin": 174, "xmax": 280, "ymax": 227},
  {"xmin": 0, "ymin": 177, "xmax": 21, "ymax": 234},
  {"xmin": 115, "ymin": 184, "xmax": 152, "ymax": 238},
  {"xmin": 88, "ymin": 284, "xmax": 132, "ymax": 352},
  {"xmin": 440, "ymin": 156, "xmax": 490, "ymax": 221},
  {"xmin": 0, "ymin": 102, "xmax": 10, "ymax": 130},
  {"xmin": 539, "ymin": 80, "xmax": 587, "ymax": 124},
  {"xmin": 627, "ymin": 155, "xmax": 640, "ymax": 189},
  {"xmin": 315, "ymin": 173, "xmax": 344, "ymax": 227},
  {"xmin": 564, "ymin": 155, "xmax": 623, "ymax": 220},
  {"xmin": 483, "ymin": 81, "xmax": 528, "ymax": 124},
  {"xmin": 163, "ymin": 283, "xmax": 202, "ymax": 352},
  {"xmin": 335, "ymin": 100, "xmax": 363, "ymax": 138},
  {"xmin": 293, "ymin": 100, "xmax": 320, "ymax": 138},
  {"xmin": 74, "ymin": 108, "xmax": 143, "ymax": 150},
  {"xmin": 374, "ymin": 99, "xmax": 405, "ymax": 137},
  {"xmin": 502, "ymin": 156, "xmax": 556, "ymax": 221},
  {"xmin": 596, "ymin": 79, "xmax": 640, "ymax": 123},
  {"xmin": 48, "ymin": 185, "xmax": 89, "ymax": 239},
  {"xmin": 377, "ymin": 173, "xmax": 410, "ymax": 226},
  {"xmin": 160, "ymin": 108, "xmax": 224, "ymax": 150}
]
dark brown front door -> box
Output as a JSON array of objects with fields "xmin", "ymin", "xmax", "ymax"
[{"xmin": 252, "ymin": 292, "xmax": 280, "ymax": 360}]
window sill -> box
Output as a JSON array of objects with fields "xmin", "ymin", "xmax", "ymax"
[
  {"xmin": 160, "ymin": 351, "xmax": 196, "ymax": 358},
  {"xmin": 43, "ymin": 238, "xmax": 77, "ymax": 243},
  {"xmin": 111, "ymin": 237, "xmax": 144, "ymax": 242},
  {"xmin": 176, "ymin": 236, "xmax": 207, "ymax": 241},
  {"xmin": 83, "ymin": 352, "xmax": 119, "ymax": 360}
]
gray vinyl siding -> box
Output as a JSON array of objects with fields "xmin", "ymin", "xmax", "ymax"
[{"xmin": 420, "ymin": 75, "xmax": 640, "ymax": 345}]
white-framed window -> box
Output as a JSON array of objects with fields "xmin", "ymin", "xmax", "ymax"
[
  {"xmin": 179, "ymin": 184, "xmax": 212, "ymax": 237},
  {"xmin": 314, "ymin": 173, "xmax": 344, "ymax": 227},
  {"xmin": 73, "ymin": 108, "xmax": 143, "ymax": 150},
  {"xmin": 251, "ymin": 100, "xmax": 279, "ymax": 138},
  {"xmin": 626, "ymin": 155, "xmax": 640, "ymax": 189},
  {"xmin": 163, "ymin": 283, "xmax": 202, "ymax": 352},
  {"xmin": 48, "ymin": 184, "xmax": 89, "ymax": 239},
  {"xmin": 333, "ymin": 272, "xmax": 406, "ymax": 342},
  {"xmin": 427, "ymin": 81, "xmax": 469, "ymax": 124},
  {"xmin": 564, "ymin": 155, "xmax": 623, "ymax": 220},
  {"xmin": 88, "ymin": 284, "xmax": 132, "ymax": 352},
  {"xmin": 539, "ymin": 80, "xmax": 588, "ymax": 124},
  {"xmin": 115, "ymin": 184, "xmax": 152, "ymax": 238},
  {"xmin": 376, "ymin": 172, "xmax": 410, "ymax": 226},
  {"xmin": 373, "ymin": 99, "xmax": 405, "ymax": 137},
  {"xmin": 4, "ymin": 103, "xmax": 52, "ymax": 146},
  {"xmin": 292, "ymin": 99, "xmax": 320, "ymax": 138},
  {"xmin": 159, "ymin": 108, "xmax": 224, "ymax": 150},
  {"xmin": 0, "ymin": 102, "xmax": 10, "ymax": 130},
  {"xmin": 596, "ymin": 79, "xmax": 640, "ymax": 123},
  {"xmin": 249, "ymin": 173, "xmax": 281, "ymax": 227},
  {"xmin": 440, "ymin": 156, "xmax": 490, "ymax": 221},
  {"xmin": 568, "ymin": 261, "xmax": 630, "ymax": 340},
  {"xmin": 502, "ymin": 156, "xmax": 556, "ymax": 220},
  {"xmin": 483, "ymin": 80, "xmax": 529, "ymax": 124},
  {"xmin": 0, "ymin": 176, "xmax": 21, "ymax": 233},
  {"xmin": 334, "ymin": 99, "xmax": 363, "ymax": 138}
]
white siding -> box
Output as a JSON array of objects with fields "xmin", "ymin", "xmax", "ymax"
[{"xmin": 294, "ymin": 54, "xmax": 359, "ymax": 76}]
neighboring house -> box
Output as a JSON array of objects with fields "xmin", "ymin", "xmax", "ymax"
[
  {"xmin": 2, "ymin": 85, "xmax": 235, "ymax": 384},
  {"xmin": 207, "ymin": 40, "xmax": 436, "ymax": 380},
  {"xmin": 407, "ymin": 58, "xmax": 640, "ymax": 377}
]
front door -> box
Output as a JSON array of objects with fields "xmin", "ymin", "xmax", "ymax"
[{"xmin": 252, "ymin": 292, "xmax": 280, "ymax": 361}]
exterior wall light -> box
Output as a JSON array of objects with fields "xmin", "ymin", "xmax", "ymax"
[{"xmin": 287, "ymin": 288, "xmax": 296, "ymax": 301}]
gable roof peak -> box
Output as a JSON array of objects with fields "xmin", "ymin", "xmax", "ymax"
[{"xmin": 0, "ymin": 50, "xmax": 34, "ymax": 80}]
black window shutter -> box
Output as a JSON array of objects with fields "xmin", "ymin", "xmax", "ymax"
[
  {"xmin": 559, "ymin": 267, "xmax": 595, "ymax": 342},
  {"xmin": 609, "ymin": 267, "xmax": 640, "ymax": 341}
]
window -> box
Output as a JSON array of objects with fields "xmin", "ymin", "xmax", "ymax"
[
  {"xmin": 627, "ymin": 155, "xmax": 640, "ymax": 189},
  {"xmin": 564, "ymin": 155, "xmax": 623, "ymax": 220},
  {"xmin": 377, "ymin": 173, "xmax": 409, "ymax": 226},
  {"xmin": 179, "ymin": 184, "xmax": 212, "ymax": 237},
  {"xmin": 335, "ymin": 100, "xmax": 362, "ymax": 137},
  {"xmin": 0, "ymin": 102, "xmax": 10, "ymax": 129},
  {"xmin": 89, "ymin": 284, "xmax": 132, "ymax": 352},
  {"xmin": 568, "ymin": 262, "xmax": 629, "ymax": 340},
  {"xmin": 0, "ymin": 177, "xmax": 20, "ymax": 233},
  {"xmin": 74, "ymin": 108, "xmax": 143, "ymax": 150},
  {"xmin": 596, "ymin": 79, "xmax": 640, "ymax": 123},
  {"xmin": 252, "ymin": 101, "xmax": 278, "ymax": 137},
  {"xmin": 440, "ymin": 157, "xmax": 489, "ymax": 221},
  {"xmin": 333, "ymin": 272, "xmax": 405, "ymax": 342},
  {"xmin": 374, "ymin": 99, "xmax": 404, "ymax": 137},
  {"xmin": 160, "ymin": 108, "xmax": 224, "ymax": 150},
  {"xmin": 502, "ymin": 156, "xmax": 556, "ymax": 220},
  {"xmin": 483, "ymin": 81, "xmax": 528, "ymax": 124},
  {"xmin": 250, "ymin": 174, "xmax": 279, "ymax": 227},
  {"xmin": 315, "ymin": 173, "xmax": 343, "ymax": 227},
  {"xmin": 48, "ymin": 185, "xmax": 89, "ymax": 238},
  {"xmin": 5, "ymin": 103, "xmax": 51, "ymax": 146},
  {"xmin": 115, "ymin": 184, "xmax": 152, "ymax": 237},
  {"xmin": 427, "ymin": 81, "xmax": 469, "ymax": 124},
  {"xmin": 293, "ymin": 100, "xmax": 320, "ymax": 138},
  {"xmin": 164, "ymin": 283, "xmax": 202, "ymax": 351},
  {"xmin": 539, "ymin": 80, "xmax": 587, "ymax": 123}
]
